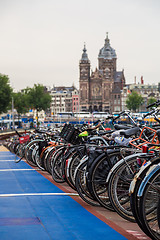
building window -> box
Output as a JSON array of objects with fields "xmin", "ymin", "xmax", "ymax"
[{"xmin": 114, "ymin": 106, "xmax": 120, "ymax": 112}]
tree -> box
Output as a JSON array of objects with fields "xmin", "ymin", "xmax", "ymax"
[
  {"xmin": 0, "ymin": 74, "xmax": 13, "ymax": 114},
  {"xmin": 13, "ymin": 91, "xmax": 30, "ymax": 127},
  {"xmin": 27, "ymin": 84, "xmax": 52, "ymax": 124},
  {"xmin": 126, "ymin": 91, "xmax": 143, "ymax": 112},
  {"xmin": 147, "ymin": 97, "xmax": 157, "ymax": 107}
]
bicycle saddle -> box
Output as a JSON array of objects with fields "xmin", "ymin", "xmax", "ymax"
[
  {"xmin": 114, "ymin": 124, "xmax": 133, "ymax": 130},
  {"xmin": 119, "ymin": 127, "xmax": 140, "ymax": 138}
]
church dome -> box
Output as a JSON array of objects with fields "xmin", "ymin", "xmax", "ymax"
[
  {"xmin": 81, "ymin": 44, "xmax": 89, "ymax": 61},
  {"xmin": 98, "ymin": 33, "xmax": 117, "ymax": 59}
]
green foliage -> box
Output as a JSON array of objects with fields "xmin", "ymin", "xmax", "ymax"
[
  {"xmin": 27, "ymin": 84, "xmax": 51, "ymax": 111},
  {"xmin": 0, "ymin": 74, "xmax": 13, "ymax": 114},
  {"xmin": 13, "ymin": 92, "xmax": 29, "ymax": 114},
  {"xmin": 27, "ymin": 84, "xmax": 51, "ymax": 123},
  {"xmin": 147, "ymin": 97, "xmax": 157, "ymax": 107},
  {"xmin": 126, "ymin": 91, "xmax": 143, "ymax": 112}
]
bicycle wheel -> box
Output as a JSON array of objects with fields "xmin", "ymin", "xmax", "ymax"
[
  {"xmin": 36, "ymin": 140, "xmax": 49, "ymax": 170},
  {"xmin": 43, "ymin": 145, "xmax": 57, "ymax": 171},
  {"xmin": 52, "ymin": 147, "xmax": 66, "ymax": 183},
  {"xmin": 130, "ymin": 156, "xmax": 160, "ymax": 234},
  {"xmin": 25, "ymin": 140, "xmax": 40, "ymax": 166},
  {"xmin": 38, "ymin": 146, "xmax": 52, "ymax": 171},
  {"xmin": 18, "ymin": 144, "xmax": 25, "ymax": 158},
  {"xmin": 75, "ymin": 159, "xmax": 100, "ymax": 206},
  {"xmin": 65, "ymin": 150, "xmax": 85, "ymax": 190},
  {"xmin": 139, "ymin": 169, "xmax": 160, "ymax": 240},
  {"xmin": 31, "ymin": 143, "xmax": 40, "ymax": 164},
  {"xmin": 157, "ymin": 197, "xmax": 160, "ymax": 229},
  {"xmin": 44, "ymin": 145, "xmax": 61, "ymax": 173},
  {"xmin": 108, "ymin": 155, "xmax": 147, "ymax": 222},
  {"xmin": 90, "ymin": 151, "xmax": 121, "ymax": 211},
  {"xmin": 14, "ymin": 143, "xmax": 25, "ymax": 163}
]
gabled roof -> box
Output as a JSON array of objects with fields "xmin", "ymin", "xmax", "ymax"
[
  {"xmin": 90, "ymin": 67, "xmax": 103, "ymax": 78},
  {"xmin": 114, "ymin": 71, "xmax": 123, "ymax": 82}
]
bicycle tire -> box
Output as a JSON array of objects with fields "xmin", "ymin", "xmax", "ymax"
[
  {"xmin": 65, "ymin": 150, "xmax": 85, "ymax": 190},
  {"xmin": 75, "ymin": 160, "xmax": 100, "ymax": 206},
  {"xmin": 139, "ymin": 170, "xmax": 160, "ymax": 240},
  {"xmin": 108, "ymin": 156, "xmax": 143, "ymax": 222},
  {"xmin": 51, "ymin": 147, "xmax": 66, "ymax": 183},
  {"xmin": 130, "ymin": 156, "xmax": 160, "ymax": 234},
  {"xmin": 91, "ymin": 151, "xmax": 121, "ymax": 211}
]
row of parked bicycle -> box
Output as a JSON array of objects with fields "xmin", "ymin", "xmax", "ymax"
[{"xmin": 4, "ymin": 100, "xmax": 160, "ymax": 240}]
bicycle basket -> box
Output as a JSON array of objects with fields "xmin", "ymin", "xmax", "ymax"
[
  {"xmin": 69, "ymin": 128, "xmax": 81, "ymax": 144},
  {"xmin": 63, "ymin": 125, "xmax": 80, "ymax": 144},
  {"xmin": 59, "ymin": 123, "xmax": 69, "ymax": 138},
  {"xmin": 129, "ymin": 126, "xmax": 159, "ymax": 150},
  {"xmin": 19, "ymin": 135, "xmax": 30, "ymax": 144}
]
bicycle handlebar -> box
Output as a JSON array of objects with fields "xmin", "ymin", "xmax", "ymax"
[
  {"xmin": 112, "ymin": 111, "xmax": 129, "ymax": 121},
  {"xmin": 146, "ymin": 100, "xmax": 160, "ymax": 109},
  {"xmin": 93, "ymin": 119, "xmax": 101, "ymax": 125},
  {"xmin": 15, "ymin": 129, "xmax": 22, "ymax": 137},
  {"xmin": 143, "ymin": 110, "xmax": 155, "ymax": 118},
  {"xmin": 143, "ymin": 109, "xmax": 159, "ymax": 118},
  {"xmin": 111, "ymin": 110, "xmax": 137, "ymax": 126}
]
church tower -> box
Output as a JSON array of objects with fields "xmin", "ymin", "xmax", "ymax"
[
  {"xmin": 98, "ymin": 33, "xmax": 117, "ymax": 112},
  {"xmin": 98, "ymin": 32, "xmax": 117, "ymax": 74},
  {"xmin": 79, "ymin": 33, "xmax": 125, "ymax": 113},
  {"xmin": 79, "ymin": 44, "xmax": 90, "ymax": 111}
]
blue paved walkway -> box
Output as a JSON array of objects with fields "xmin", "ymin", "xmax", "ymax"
[{"xmin": 0, "ymin": 151, "xmax": 127, "ymax": 240}]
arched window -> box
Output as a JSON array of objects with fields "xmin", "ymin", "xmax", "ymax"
[{"xmin": 105, "ymin": 67, "xmax": 110, "ymax": 78}]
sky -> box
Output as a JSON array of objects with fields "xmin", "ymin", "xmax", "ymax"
[{"xmin": 0, "ymin": 0, "xmax": 160, "ymax": 91}]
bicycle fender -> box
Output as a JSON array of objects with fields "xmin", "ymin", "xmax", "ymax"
[
  {"xmin": 129, "ymin": 160, "xmax": 152, "ymax": 195},
  {"xmin": 73, "ymin": 156, "xmax": 88, "ymax": 180},
  {"xmin": 106, "ymin": 153, "xmax": 149, "ymax": 183},
  {"xmin": 89, "ymin": 136, "xmax": 109, "ymax": 146},
  {"xmin": 137, "ymin": 163, "xmax": 160, "ymax": 197}
]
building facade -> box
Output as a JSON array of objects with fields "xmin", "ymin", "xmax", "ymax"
[
  {"xmin": 121, "ymin": 78, "xmax": 160, "ymax": 112},
  {"xmin": 72, "ymin": 89, "xmax": 79, "ymax": 113},
  {"xmin": 50, "ymin": 86, "xmax": 79, "ymax": 115},
  {"xmin": 129, "ymin": 80, "xmax": 160, "ymax": 112},
  {"xmin": 79, "ymin": 33, "xmax": 125, "ymax": 113}
]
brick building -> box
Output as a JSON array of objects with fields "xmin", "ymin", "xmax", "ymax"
[
  {"xmin": 50, "ymin": 86, "xmax": 79, "ymax": 115},
  {"xmin": 79, "ymin": 33, "xmax": 125, "ymax": 113}
]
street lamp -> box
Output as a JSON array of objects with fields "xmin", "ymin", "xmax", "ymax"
[{"xmin": 12, "ymin": 97, "xmax": 15, "ymax": 129}]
